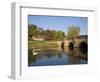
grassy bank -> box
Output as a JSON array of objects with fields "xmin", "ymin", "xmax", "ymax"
[{"xmin": 28, "ymin": 41, "xmax": 59, "ymax": 49}]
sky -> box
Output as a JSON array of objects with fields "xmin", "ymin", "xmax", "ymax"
[{"xmin": 28, "ymin": 15, "xmax": 88, "ymax": 35}]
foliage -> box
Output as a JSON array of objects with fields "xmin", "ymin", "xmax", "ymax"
[
  {"xmin": 28, "ymin": 24, "xmax": 80, "ymax": 41},
  {"xmin": 28, "ymin": 24, "xmax": 65, "ymax": 41},
  {"xmin": 66, "ymin": 25, "xmax": 80, "ymax": 39}
]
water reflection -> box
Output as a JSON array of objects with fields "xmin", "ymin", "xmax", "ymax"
[{"xmin": 28, "ymin": 47, "xmax": 87, "ymax": 66}]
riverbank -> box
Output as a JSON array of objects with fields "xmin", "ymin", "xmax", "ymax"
[{"xmin": 28, "ymin": 41, "xmax": 59, "ymax": 49}]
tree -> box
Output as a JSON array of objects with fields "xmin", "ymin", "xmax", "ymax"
[
  {"xmin": 28, "ymin": 24, "xmax": 66, "ymax": 41},
  {"xmin": 37, "ymin": 27, "xmax": 44, "ymax": 36},
  {"xmin": 67, "ymin": 25, "xmax": 80, "ymax": 39},
  {"xmin": 55, "ymin": 31, "xmax": 65, "ymax": 41},
  {"xmin": 28, "ymin": 24, "xmax": 37, "ymax": 40},
  {"xmin": 28, "ymin": 24, "xmax": 44, "ymax": 40},
  {"xmin": 51, "ymin": 30, "xmax": 56, "ymax": 40},
  {"xmin": 43, "ymin": 30, "xmax": 54, "ymax": 40}
]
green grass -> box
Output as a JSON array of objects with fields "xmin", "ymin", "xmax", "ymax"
[{"xmin": 28, "ymin": 40, "xmax": 58, "ymax": 49}]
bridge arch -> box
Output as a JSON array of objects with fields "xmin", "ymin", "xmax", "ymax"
[
  {"xmin": 79, "ymin": 41, "xmax": 87, "ymax": 48},
  {"xmin": 58, "ymin": 35, "xmax": 88, "ymax": 48},
  {"xmin": 68, "ymin": 42, "xmax": 74, "ymax": 47}
]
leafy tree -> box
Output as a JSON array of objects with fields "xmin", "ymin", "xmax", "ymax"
[
  {"xmin": 43, "ymin": 30, "xmax": 54, "ymax": 40},
  {"xmin": 28, "ymin": 24, "xmax": 37, "ymax": 40},
  {"xmin": 56, "ymin": 31, "xmax": 65, "ymax": 41},
  {"xmin": 67, "ymin": 25, "xmax": 80, "ymax": 39},
  {"xmin": 51, "ymin": 30, "xmax": 56, "ymax": 40},
  {"xmin": 28, "ymin": 24, "xmax": 66, "ymax": 41},
  {"xmin": 28, "ymin": 24, "xmax": 44, "ymax": 39}
]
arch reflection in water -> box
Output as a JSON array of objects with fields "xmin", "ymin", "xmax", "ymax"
[{"xmin": 28, "ymin": 47, "xmax": 88, "ymax": 66}]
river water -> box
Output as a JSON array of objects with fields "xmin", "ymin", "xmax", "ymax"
[{"xmin": 28, "ymin": 47, "xmax": 87, "ymax": 66}]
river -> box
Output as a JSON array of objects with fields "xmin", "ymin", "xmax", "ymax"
[{"xmin": 28, "ymin": 47, "xmax": 87, "ymax": 66}]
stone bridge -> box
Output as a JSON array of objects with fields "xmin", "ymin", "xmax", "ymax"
[{"xmin": 57, "ymin": 35, "xmax": 88, "ymax": 48}]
